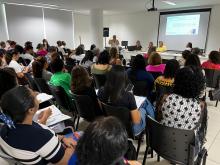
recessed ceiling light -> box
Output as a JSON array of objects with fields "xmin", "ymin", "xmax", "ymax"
[{"xmin": 163, "ymin": 1, "xmax": 176, "ymax": 6}]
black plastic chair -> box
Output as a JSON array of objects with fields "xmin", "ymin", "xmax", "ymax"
[
  {"xmin": 155, "ymin": 83, "xmax": 173, "ymax": 103},
  {"xmin": 25, "ymin": 73, "xmax": 38, "ymax": 91},
  {"xmin": 71, "ymin": 94, "xmax": 100, "ymax": 130},
  {"xmin": 204, "ymin": 69, "xmax": 220, "ymax": 107},
  {"xmin": 48, "ymin": 85, "xmax": 77, "ymax": 127},
  {"xmin": 101, "ymin": 102, "xmax": 144, "ymax": 159},
  {"xmin": 143, "ymin": 116, "xmax": 208, "ymax": 165},
  {"xmin": 34, "ymin": 78, "xmax": 52, "ymax": 95},
  {"xmin": 148, "ymin": 71, "xmax": 162, "ymax": 79},
  {"xmin": 65, "ymin": 58, "xmax": 77, "ymax": 73},
  {"xmin": 92, "ymin": 74, "xmax": 106, "ymax": 89}
]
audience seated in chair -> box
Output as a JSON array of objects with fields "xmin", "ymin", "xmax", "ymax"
[
  {"xmin": 0, "ymin": 86, "xmax": 75, "ymax": 165},
  {"xmin": 98, "ymin": 65, "xmax": 155, "ymax": 136},
  {"xmin": 0, "ymin": 49, "xmax": 7, "ymax": 68},
  {"xmin": 36, "ymin": 43, "xmax": 48, "ymax": 57},
  {"xmin": 154, "ymin": 59, "xmax": 180, "ymax": 101},
  {"xmin": 32, "ymin": 56, "xmax": 53, "ymax": 82},
  {"xmin": 157, "ymin": 66, "xmax": 207, "ymax": 146},
  {"xmin": 80, "ymin": 50, "xmax": 94, "ymax": 70},
  {"xmin": 127, "ymin": 54, "xmax": 154, "ymax": 96},
  {"xmin": 71, "ymin": 65, "xmax": 103, "ymax": 116},
  {"xmin": 178, "ymin": 50, "xmax": 191, "ymax": 67},
  {"xmin": 185, "ymin": 53, "xmax": 202, "ymax": 67},
  {"xmin": 146, "ymin": 52, "xmax": 166, "ymax": 75},
  {"xmin": 91, "ymin": 50, "xmax": 111, "ymax": 75},
  {"xmin": 202, "ymin": 51, "xmax": 220, "ymax": 70},
  {"xmin": 0, "ymin": 68, "xmax": 52, "ymax": 125},
  {"xmin": 73, "ymin": 116, "xmax": 141, "ymax": 165},
  {"xmin": 5, "ymin": 49, "xmax": 30, "ymax": 85},
  {"xmin": 49, "ymin": 58, "xmax": 72, "ymax": 97},
  {"xmin": 109, "ymin": 47, "xmax": 122, "ymax": 65}
]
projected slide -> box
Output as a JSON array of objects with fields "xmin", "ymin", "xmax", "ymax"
[{"xmin": 166, "ymin": 15, "xmax": 200, "ymax": 35}]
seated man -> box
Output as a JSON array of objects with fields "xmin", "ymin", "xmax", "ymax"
[
  {"xmin": 49, "ymin": 58, "xmax": 72, "ymax": 97},
  {"xmin": 156, "ymin": 41, "xmax": 167, "ymax": 52}
]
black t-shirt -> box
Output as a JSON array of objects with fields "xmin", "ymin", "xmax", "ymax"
[{"xmin": 98, "ymin": 87, "xmax": 137, "ymax": 111}]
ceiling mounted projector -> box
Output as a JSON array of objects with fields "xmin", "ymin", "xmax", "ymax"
[{"xmin": 147, "ymin": 0, "xmax": 157, "ymax": 12}]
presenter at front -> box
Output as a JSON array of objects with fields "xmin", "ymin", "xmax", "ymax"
[
  {"xmin": 156, "ymin": 41, "xmax": 167, "ymax": 52},
  {"xmin": 109, "ymin": 35, "xmax": 120, "ymax": 47}
]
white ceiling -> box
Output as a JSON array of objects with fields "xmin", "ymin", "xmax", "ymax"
[{"xmin": 4, "ymin": 0, "xmax": 220, "ymax": 14}]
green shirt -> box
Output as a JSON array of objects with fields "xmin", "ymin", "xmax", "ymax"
[{"xmin": 49, "ymin": 71, "xmax": 71, "ymax": 96}]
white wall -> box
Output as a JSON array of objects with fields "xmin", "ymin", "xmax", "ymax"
[
  {"xmin": 44, "ymin": 8, "xmax": 74, "ymax": 48},
  {"xmin": 5, "ymin": 4, "xmax": 44, "ymax": 48},
  {"xmin": 104, "ymin": 12, "xmax": 159, "ymax": 50},
  {"xmin": 2, "ymin": 3, "xmax": 220, "ymax": 53},
  {"xmin": 206, "ymin": 5, "xmax": 220, "ymax": 53},
  {"xmin": 0, "ymin": 4, "xmax": 8, "ymax": 41},
  {"xmin": 74, "ymin": 13, "xmax": 92, "ymax": 50},
  {"xmin": 74, "ymin": 11, "xmax": 159, "ymax": 50},
  {"xmin": 74, "ymin": 8, "xmax": 220, "ymax": 53}
]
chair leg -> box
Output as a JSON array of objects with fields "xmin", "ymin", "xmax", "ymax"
[
  {"xmin": 157, "ymin": 155, "xmax": 160, "ymax": 162},
  {"xmin": 151, "ymin": 149, "xmax": 153, "ymax": 158},
  {"xmin": 136, "ymin": 134, "xmax": 143, "ymax": 159},
  {"xmin": 75, "ymin": 116, "xmax": 80, "ymax": 131},
  {"xmin": 202, "ymin": 152, "xmax": 208, "ymax": 165},
  {"xmin": 142, "ymin": 146, "xmax": 149, "ymax": 165},
  {"xmin": 215, "ymin": 100, "xmax": 219, "ymax": 107}
]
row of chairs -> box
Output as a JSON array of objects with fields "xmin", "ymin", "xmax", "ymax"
[{"xmin": 25, "ymin": 74, "xmax": 144, "ymax": 159}]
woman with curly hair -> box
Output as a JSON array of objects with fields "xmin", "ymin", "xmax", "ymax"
[{"xmin": 158, "ymin": 66, "xmax": 206, "ymax": 130}]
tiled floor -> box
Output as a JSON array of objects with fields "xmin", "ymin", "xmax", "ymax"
[{"xmin": 136, "ymin": 100, "xmax": 220, "ymax": 165}]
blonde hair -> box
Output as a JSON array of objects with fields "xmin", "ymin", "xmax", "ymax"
[{"xmin": 148, "ymin": 52, "xmax": 162, "ymax": 65}]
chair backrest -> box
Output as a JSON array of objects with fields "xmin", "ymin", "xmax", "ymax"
[
  {"xmin": 101, "ymin": 102, "xmax": 134, "ymax": 138},
  {"xmin": 92, "ymin": 74, "xmax": 106, "ymax": 89},
  {"xmin": 132, "ymin": 80, "xmax": 149, "ymax": 97},
  {"xmin": 25, "ymin": 73, "xmax": 38, "ymax": 91},
  {"xmin": 49, "ymin": 85, "xmax": 73, "ymax": 112},
  {"xmin": 147, "ymin": 116, "xmax": 195, "ymax": 165},
  {"xmin": 204, "ymin": 69, "xmax": 220, "ymax": 88},
  {"xmin": 148, "ymin": 71, "xmax": 162, "ymax": 79},
  {"xmin": 155, "ymin": 83, "xmax": 173, "ymax": 102},
  {"xmin": 34, "ymin": 78, "xmax": 52, "ymax": 95},
  {"xmin": 72, "ymin": 94, "xmax": 97, "ymax": 122}
]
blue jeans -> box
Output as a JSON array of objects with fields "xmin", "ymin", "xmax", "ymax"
[{"xmin": 133, "ymin": 99, "xmax": 155, "ymax": 136}]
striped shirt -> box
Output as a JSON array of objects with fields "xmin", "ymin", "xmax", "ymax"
[{"xmin": 0, "ymin": 122, "xmax": 65, "ymax": 164}]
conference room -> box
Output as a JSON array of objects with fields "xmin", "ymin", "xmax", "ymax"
[{"xmin": 0, "ymin": 0, "xmax": 220, "ymax": 164}]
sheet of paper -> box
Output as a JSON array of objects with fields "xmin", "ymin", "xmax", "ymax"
[
  {"xmin": 36, "ymin": 93, "xmax": 53, "ymax": 103},
  {"xmin": 34, "ymin": 105, "xmax": 71, "ymax": 126},
  {"xmin": 134, "ymin": 96, "xmax": 146, "ymax": 108}
]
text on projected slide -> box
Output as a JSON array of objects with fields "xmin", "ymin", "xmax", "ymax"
[{"xmin": 166, "ymin": 14, "xmax": 200, "ymax": 36}]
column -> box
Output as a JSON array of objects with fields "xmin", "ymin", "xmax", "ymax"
[{"xmin": 90, "ymin": 9, "xmax": 103, "ymax": 49}]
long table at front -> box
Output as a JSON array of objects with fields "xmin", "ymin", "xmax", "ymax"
[{"xmin": 121, "ymin": 50, "xmax": 208, "ymax": 63}]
